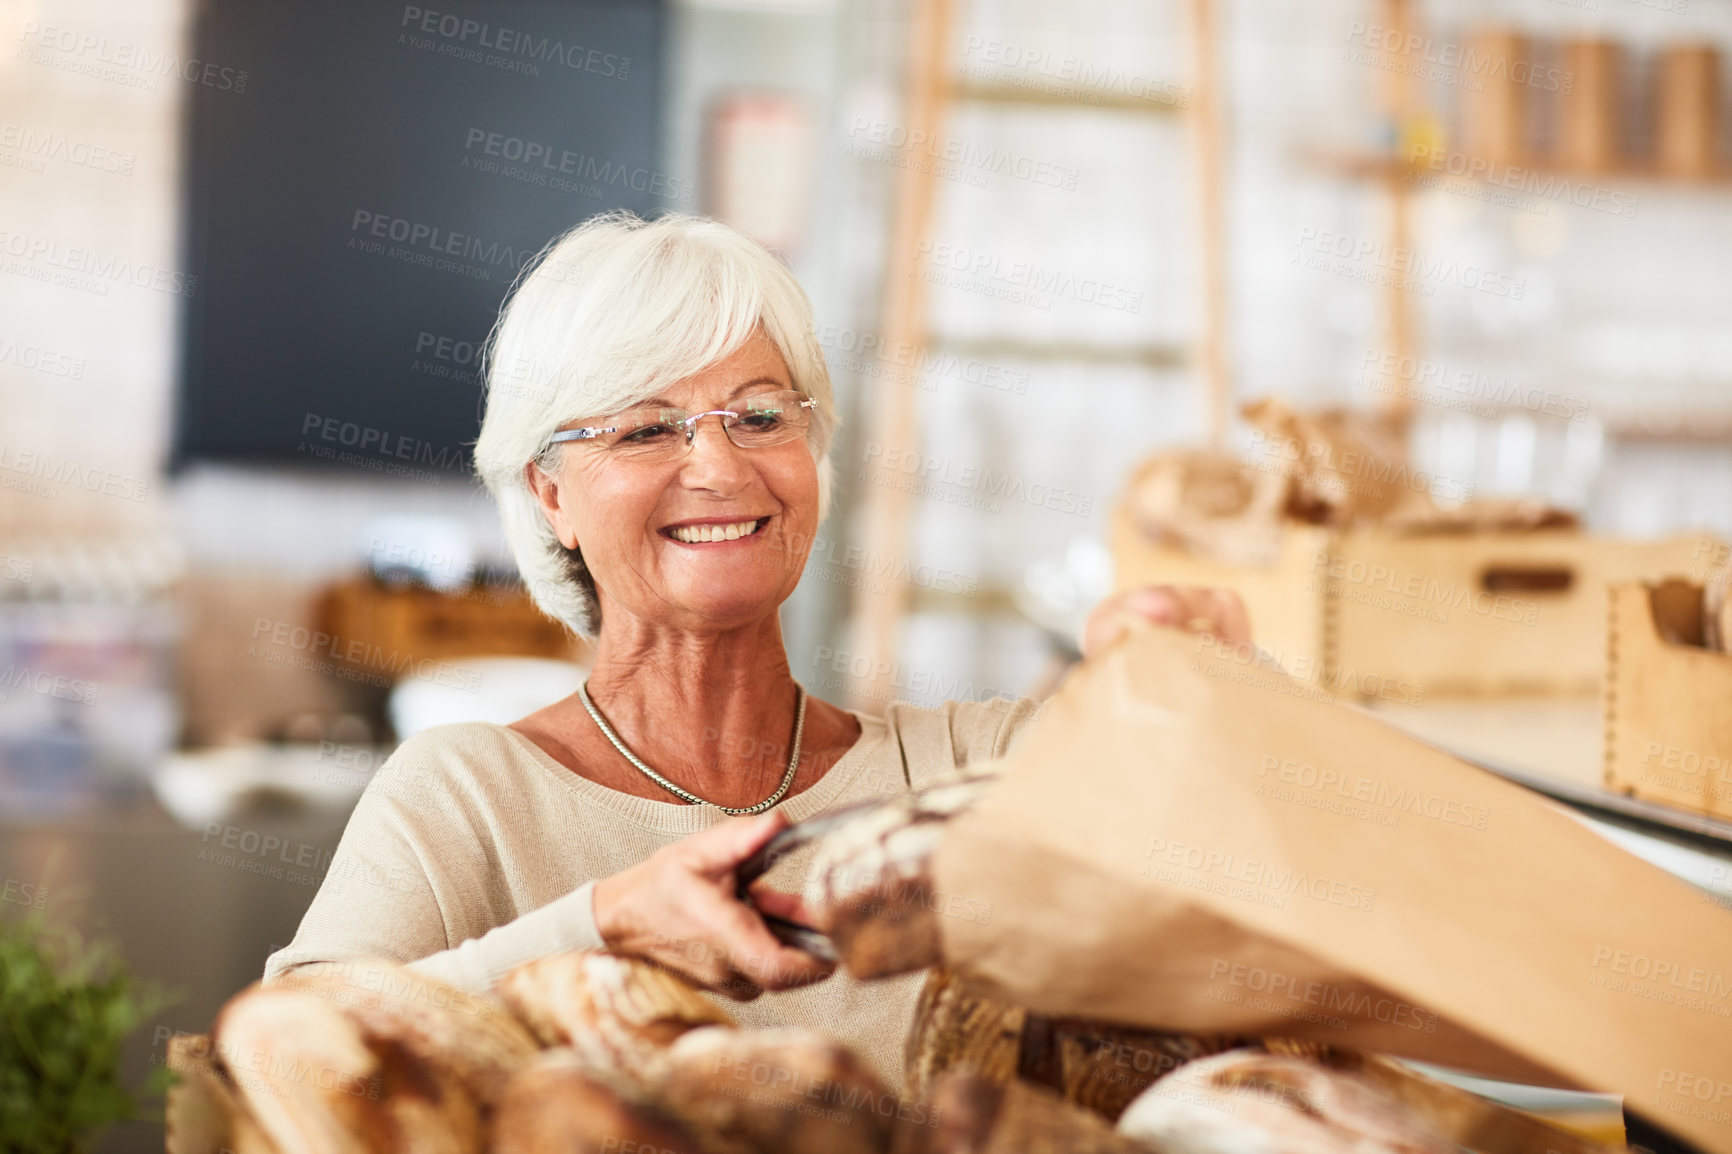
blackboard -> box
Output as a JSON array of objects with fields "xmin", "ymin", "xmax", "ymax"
[{"xmin": 176, "ymin": 0, "xmax": 669, "ymax": 477}]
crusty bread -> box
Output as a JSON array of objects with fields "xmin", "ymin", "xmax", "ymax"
[
  {"xmin": 1116, "ymin": 1049, "xmax": 1458, "ymax": 1154},
  {"xmin": 275, "ymin": 958, "xmax": 538, "ymax": 1109},
  {"xmin": 490, "ymin": 1048, "xmax": 708, "ymax": 1154},
  {"xmin": 806, "ymin": 775, "xmax": 995, "ymax": 980},
  {"xmin": 164, "ymin": 1033, "xmax": 282, "ymax": 1154},
  {"xmin": 892, "ymin": 1072, "xmax": 1152, "ymax": 1154},
  {"xmin": 1019, "ymin": 1015, "xmax": 1243, "ymax": 1122},
  {"xmin": 212, "ymin": 986, "xmax": 379, "ymax": 1154},
  {"xmin": 497, "ymin": 950, "xmax": 734, "ymax": 1074},
  {"xmin": 653, "ymin": 1025, "xmax": 897, "ymax": 1154},
  {"xmin": 905, "ymin": 967, "xmax": 1241, "ymax": 1123},
  {"xmin": 214, "ymin": 983, "xmax": 485, "ymax": 1154},
  {"xmin": 904, "ymin": 968, "xmax": 1025, "ymax": 1100}
]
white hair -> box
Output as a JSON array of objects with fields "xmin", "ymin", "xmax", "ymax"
[{"xmin": 474, "ymin": 212, "xmax": 837, "ymax": 638}]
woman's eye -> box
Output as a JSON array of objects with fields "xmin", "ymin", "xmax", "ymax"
[
  {"xmin": 621, "ymin": 423, "xmax": 676, "ymax": 444},
  {"xmin": 738, "ymin": 413, "xmax": 782, "ymax": 432}
]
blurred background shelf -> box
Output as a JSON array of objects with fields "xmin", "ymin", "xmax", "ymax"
[{"xmin": 1310, "ymin": 149, "xmax": 1732, "ymax": 192}]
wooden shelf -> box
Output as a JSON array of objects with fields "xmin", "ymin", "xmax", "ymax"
[
  {"xmin": 1309, "ymin": 148, "xmax": 1732, "ymax": 193},
  {"xmin": 1596, "ymin": 412, "xmax": 1732, "ymax": 442}
]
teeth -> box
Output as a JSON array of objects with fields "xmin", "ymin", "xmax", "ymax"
[{"xmin": 670, "ymin": 520, "xmax": 761, "ymax": 544}]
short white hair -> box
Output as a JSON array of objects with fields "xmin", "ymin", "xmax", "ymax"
[{"xmin": 474, "ymin": 212, "xmax": 837, "ymax": 638}]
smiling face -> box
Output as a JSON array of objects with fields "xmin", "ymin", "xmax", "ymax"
[{"xmin": 526, "ymin": 329, "xmax": 820, "ymax": 636}]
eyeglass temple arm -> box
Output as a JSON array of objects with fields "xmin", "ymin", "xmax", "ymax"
[{"xmin": 547, "ymin": 427, "xmax": 610, "ymax": 443}]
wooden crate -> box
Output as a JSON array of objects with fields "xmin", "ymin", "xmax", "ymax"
[
  {"xmin": 1604, "ymin": 581, "xmax": 1732, "ymax": 819},
  {"xmin": 1324, "ymin": 530, "xmax": 1708, "ymax": 697},
  {"xmin": 1113, "ymin": 509, "xmax": 1710, "ymax": 698},
  {"xmin": 315, "ymin": 576, "xmax": 587, "ymax": 670},
  {"xmin": 1112, "ymin": 518, "xmax": 1331, "ymax": 677}
]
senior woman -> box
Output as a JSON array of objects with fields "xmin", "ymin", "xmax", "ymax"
[{"xmin": 263, "ymin": 212, "xmax": 1250, "ymax": 1090}]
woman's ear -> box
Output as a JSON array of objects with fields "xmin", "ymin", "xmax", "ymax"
[{"xmin": 524, "ymin": 460, "xmax": 580, "ymax": 549}]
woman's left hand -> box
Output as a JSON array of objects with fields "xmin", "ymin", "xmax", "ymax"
[{"xmin": 1080, "ymin": 585, "xmax": 1252, "ymax": 658}]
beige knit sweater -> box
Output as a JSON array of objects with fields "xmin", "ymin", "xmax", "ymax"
[{"xmin": 263, "ymin": 695, "xmax": 1042, "ymax": 1092}]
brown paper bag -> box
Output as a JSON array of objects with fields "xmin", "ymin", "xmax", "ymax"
[{"xmin": 932, "ymin": 625, "xmax": 1732, "ymax": 1154}]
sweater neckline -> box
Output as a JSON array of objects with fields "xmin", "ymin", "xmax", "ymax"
[{"xmin": 489, "ymin": 709, "xmax": 892, "ymax": 835}]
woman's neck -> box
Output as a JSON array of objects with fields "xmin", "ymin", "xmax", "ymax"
[{"xmin": 558, "ymin": 614, "xmax": 854, "ymax": 808}]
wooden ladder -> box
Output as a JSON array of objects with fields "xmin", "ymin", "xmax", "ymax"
[{"xmin": 845, "ymin": 0, "xmax": 1233, "ymax": 710}]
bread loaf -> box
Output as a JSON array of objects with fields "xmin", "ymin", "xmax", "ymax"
[
  {"xmin": 490, "ymin": 1049, "xmax": 708, "ymax": 1154},
  {"xmin": 366, "ymin": 1035, "xmax": 489, "ymax": 1154},
  {"xmin": 164, "ymin": 1033, "xmax": 282, "ymax": 1154},
  {"xmin": 212, "ymin": 985, "xmax": 380, "ymax": 1154},
  {"xmin": 213, "ymin": 983, "xmax": 485, "ymax": 1154},
  {"xmin": 1122, "ymin": 449, "xmax": 1291, "ymax": 567},
  {"xmin": 905, "ymin": 968, "xmax": 1241, "ymax": 1122},
  {"xmin": 1115, "ymin": 1049, "xmax": 1458, "ymax": 1154},
  {"xmin": 498, "ymin": 950, "xmax": 734, "ymax": 1074},
  {"xmin": 276, "ymin": 958, "xmax": 538, "ymax": 1108},
  {"xmin": 904, "ymin": 968, "xmax": 1025, "ymax": 1100},
  {"xmin": 654, "ymin": 1025, "xmax": 898, "ymax": 1154},
  {"xmin": 1240, "ymin": 398, "xmax": 1422, "ymax": 526},
  {"xmin": 892, "ymin": 1072, "xmax": 1153, "ymax": 1154},
  {"xmin": 806, "ymin": 775, "xmax": 995, "ymax": 980},
  {"xmin": 1019, "ymin": 1015, "xmax": 1242, "ymax": 1122}
]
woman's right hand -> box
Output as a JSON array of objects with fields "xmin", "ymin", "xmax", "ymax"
[{"xmin": 592, "ymin": 810, "xmax": 836, "ymax": 1000}]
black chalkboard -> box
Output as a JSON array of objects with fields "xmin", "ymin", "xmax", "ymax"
[{"xmin": 175, "ymin": 0, "xmax": 669, "ymax": 476}]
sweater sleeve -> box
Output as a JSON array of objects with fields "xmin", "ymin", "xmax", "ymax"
[
  {"xmin": 403, "ymin": 882, "xmax": 603, "ymax": 992},
  {"xmin": 992, "ymin": 695, "xmax": 1045, "ymax": 758},
  {"xmin": 262, "ymin": 741, "xmax": 605, "ymax": 995},
  {"xmin": 943, "ymin": 695, "xmax": 1044, "ymax": 769}
]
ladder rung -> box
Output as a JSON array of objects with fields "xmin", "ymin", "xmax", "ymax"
[
  {"xmin": 907, "ymin": 583, "xmax": 1020, "ymax": 616},
  {"xmin": 951, "ymin": 79, "xmax": 1189, "ymax": 115},
  {"xmin": 928, "ymin": 335, "xmax": 1191, "ymax": 369}
]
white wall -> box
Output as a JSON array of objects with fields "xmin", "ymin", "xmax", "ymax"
[{"xmin": 5, "ymin": 0, "xmax": 1731, "ymax": 711}]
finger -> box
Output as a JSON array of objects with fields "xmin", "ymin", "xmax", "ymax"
[
  {"xmin": 1125, "ymin": 585, "xmax": 1185, "ymax": 624},
  {"xmin": 708, "ymin": 901, "xmax": 836, "ymax": 992},
  {"xmin": 681, "ymin": 811, "xmax": 790, "ymax": 876},
  {"xmin": 1206, "ymin": 587, "xmax": 1253, "ymax": 646},
  {"xmin": 746, "ymin": 884, "xmax": 820, "ymax": 927},
  {"xmin": 629, "ymin": 913, "xmax": 767, "ymax": 995},
  {"xmin": 1162, "ymin": 586, "xmax": 1231, "ymax": 639},
  {"xmin": 1082, "ymin": 590, "xmax": 1159, "ymax": 657},
  {"xmin": 650, "ymin": 940, "xmax": 762, "ymax": 1000},
  {"xmin": 709, "ymin": 969, "xmax": 766, "ymax": 1002}
]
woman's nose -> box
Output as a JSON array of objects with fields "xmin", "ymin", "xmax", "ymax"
[{"xmin": 680, "ymin": 416, "xmax": 754, "ymax": 485}]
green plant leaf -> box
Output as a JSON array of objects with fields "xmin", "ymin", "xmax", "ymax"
[{"xmin": 0, "ymin": 912, "xmax": 180, "ymax": 1153}]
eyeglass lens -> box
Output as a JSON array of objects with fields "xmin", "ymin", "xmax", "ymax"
[{"xmin": 596, "ymin": 391, "xmax": 810, "ymax": 459}]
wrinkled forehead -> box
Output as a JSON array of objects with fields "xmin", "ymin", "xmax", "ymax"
[
  {"xmin": 564, "ymin": 333, "xmax": 797, "ymax": 420},
  {"xmin": 617, "ymin": 379, "xmax": 796, "ymax": 417}
]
